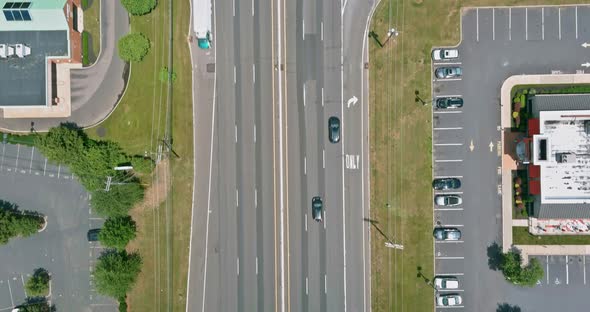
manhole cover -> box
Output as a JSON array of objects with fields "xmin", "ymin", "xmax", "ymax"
[{"xmin": 96, "ymin": 127, "xmax": 106, "ymax": 138}]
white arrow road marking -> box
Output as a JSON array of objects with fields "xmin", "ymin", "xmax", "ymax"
[
  {"xmin": 347, "ymin": 96, "xmax": 358, "ymax": 108},
  {"xmin": 469, "ymin": 140, "xmax": 474, "ymax": 152},
  {"xmin": 489, "ymin": 141, "xmax": 494, "ymax": 152},
  {"xmin": 582, "ymin": 62, "xmax": 590, "ymax": 68},
  {"xmin": 582, "ymin": 42, "xmax": 590, "ymax": 48}
]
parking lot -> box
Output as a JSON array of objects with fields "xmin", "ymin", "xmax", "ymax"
[
  {"xmin": 0, "ymin": 143, "xmax": 116, "ymax": 311},
  {"xmin": 432, "ymin": 4, "xmax": 590, "ymax": 311}
]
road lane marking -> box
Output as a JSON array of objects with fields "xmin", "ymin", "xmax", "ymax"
[
  {"xmin": 303, "ymin": 83, "xmax": 306, "ymax": 106},
  {"xmin": 252, "ymin": 0, "xmax": 254, "ymax": 16},
  {"xmin": 434, "ymin": 191, "xmax": 463, "ymax": 195},
  {"xmin": 57, "ymin": 164, "xmax": 61, "ymax": 178},
  {"xmin": 324, "ymin": 274, "xmax": 327, "ymax": 293},
  {"xmin": 254, "ymin": 124, "xmax": 257, "ymax": 143},
  {"xmin": 304, "ymin": 156, "xmax": 307, "ymax": 175},
  {"xmin": 433, "ymin": 127, "xmax": 462, "ymax": 130},
  {"xmin": 547, "ymin": 255, "xmax": 549, "ymax": 284},
  {"xmin": 43, "ymin": 158, "xmax": 47, "ymax": 176},
  {"xmin": 435, "ymin": 240, "xmax": 464, "ymax": 244},
  {"xmin": 566, "ymin": 255, "xmax": 569, "ymax": 284},
  {"xmin": 525, "ymin": 8, "xmax": 528, "ymax": 40},
  {"xmin": 235, "ymin": 124, "xmax": 238, "ymax": 143},
  {"xmin": 236, "ymin": 189, "xmax": 239, "ymax": 207},
  {"xmin": 233, "ymin": 0, "xmax": 235, "ymax": 16},
  {"xmin": 559, "ymin": 8, "xmax": 561, "ymax": 40},
  {"xmin": 15, "ymin": 144, "xmax": 20, "ymax": 170},
  {"xmin": 302, "ymin": 19, "xmax": 305, "ymax": 40},
  {"xmin": 436, "ymin": 273, "xmax": 464, "ymax": 276},
  {"xmin": 305, "ymin": 214, "xmax": 307, "ymax": 232},
  {"xmin": 255, "ymin": 188, "xmax": 258, "ymax": 208},
  {"xmin": 237, "ymin": 258, "xmax": 240, "ymax": 275},
  {"xmin": 438, "ymin": 289, "xmax": 465, "ymax": 292},
  {"xmin": 584, "ymin": 256, "xmax": 587, "ymax": 285},
  {"xmin": 323, "ymin": 210, "xmax": 326, "ymax": 229},
  {"xmin": 234, "ymin": 65, "xmax": 236, "ymax": 84},
  {"xmin": 321, "ymin": 87, "xmax": 324, "ymax": 107},
  {"xmin": 434, "ymin": 143, "xmax": 463, "ymax": 146},
  {"xmin": 493, "ymin": 8, "xmax": 495, "ymax": 40},
  {"xmin": 253, "ymin": 64, "xmax": 256, "ymax": 83},
  {"xmin": 434, "ymin": 159, "xmax": 463, "ymax": 163},
  {"xmin": 439, "ymin": 225, "xmax": 464, "ymax": 227},
  {"xmin": 509, "ymin": 8, "xmax": 512, "ymax": 40},
  {"xmin": 321, "ymin": 22, "xmax": 324, "ymax": 41},
  {"xmin": 435, "ymin": 78, "xmax": 462, "ymax": 82},
  {"xmin": 434, "ymin": 175, "xmax": 463, "ymax": 178},
  {"xmin": 436, "ymin": 256, "xmax": 464, "ymax": 260},
  {"xmin": 433, "ymin": 63, "xmax": 461, "ymax": 66},
  {"xmin": 322, "ymin": 149, "xmax": 325, "ymax": 168},
  {"xmin": 434, "ymin": 208, "xmax": 464, "ymax": 211},
  {"xmin": 476, "ymin": 8, "xmax": 479, "ymax": 42},
  {"xmin": 433, "ymin": 111, "xmax": 462, "ymax": 114},
  {"xmin": 437, "ymin": 305, "xmax": 465, "ymax": 308},
  {"xmin": 305, "ymin": 277, "xmax": 308, "ymax": 295},
  {"xmin": 0, "ymin": 143, "xmax": 5, "ymax": 171},
  {"xmin": 541, "ymin": 7, "xmax": 545, "ymax": 40},
  {"xmin": 7, "ymin": 280, "xmax": 13, "ymax": 307}
]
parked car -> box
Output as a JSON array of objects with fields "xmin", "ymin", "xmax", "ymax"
[
  {"xmin": 432, "ymin": 178, "xmax": 461, "ymax": 190},
  {"xmin": 434, "ymin": 195, "xmax": 462, "ymax": 206},
  {"xmin": 433, "ymin": 228, "xmax": 461, "ymax": 241},
  {"xmin": 435, "ymin": 97, "xmax": 463, "ymax": 109},
  {"xmin": 328, "ymin": 116, "xmax": 340, "ymax": 143},
  {"xmin": 87, "ymin": 229, "xmax": 101, "ymax": 242},
  {"xmin": 436, "ymin": 294, "xmax": 462, "ymax": 306},
  {"xmin": 312, "ymin": 196, "xmax": 323, "ymax": 222},
  {"xmin": 433, "ymin": 276, "xmax": 459, "ymax": 289},
  {"xmin": 432, "ymin": 48, "xmax": 459, "ymax": 61},
  {"xmin": 435, "ymin": 67, "xmax": 462, "ymax": 79}
]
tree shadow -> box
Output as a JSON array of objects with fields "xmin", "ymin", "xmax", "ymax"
[
  {"xmin": 0, "ymin": 199, "xmax": 18, "ymax": 212},
  {"xmin": 363, "ymin": 218, "xmax": 394, "ymax": 243},
  {"xmin": 497, "ymin": 303, "xmax": 521, "ymax": 312},
  {"xmin": 487, "ymin": 242, "xmax": 503, "ymax": 271}
]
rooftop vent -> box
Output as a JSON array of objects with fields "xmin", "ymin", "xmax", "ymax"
[{"xmin": 557, "ymin": 152, "xmax": 577, "ymax": 163}]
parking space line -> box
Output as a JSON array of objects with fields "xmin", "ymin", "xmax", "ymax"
[
  {"xmin": 433, "ymin": 127, "xmax": 462, "ymax": 130},
  {"xmin": 435, "ymin": 159, "xmax": 463, "ymax": 163},
  {"xmin": 541, "ymin": 7, "xmax": 545, "ymax": 40},
  {"xmin": 439, "ymin": 224, "xmax": 464, "ymax": 227},
  {"xmin": 434, "ymin": 143, "xmax": 463, "ymax": 146},
  {"xmin": 436, "ymin": 256, "xmax": 464, "ymax": 260},
  {"xmin": 435, "ymin": 78, "xmax": 462, "ymax": 82},
  {"xmin": 435, "ymin": 240, "xmax": 464, "ymax": 244},
  {"xmin": 29, "ymin": 146, "xmax": 34, "ymax": 174},
  {"xmin": 433, "ymin": 111, "xmax": 462, "ymax": 114},
  {"xmin": 509, "ymin": 8, "xmax": 512, "ymax": 40},
  {"xmin": 435, "ymin": 94, "xmax": 462, "ymax": 98},
  {"xmin": 433, "ymin": 62, "xmax": 462, "ymax": 66},
  {"xmin": 7, "ymin": 279, "xmax": 13, "ymax": 307},
  {"xmin": 0, "ymin": 144, "xmax": 5, "ymax": 171},
  {"xmin": 57, "ymin": 164, "xmax": 61, "ymax": 179},
  {"xmin": 476, "ymin": 8, "xmax": 479, "ymax": 42},
  {"xmin": 433, "ymin": 175, "xmax": 463, "ymax": 178},
  {"xmin": 584, "ymin": 255, "xmax": 586, "ymax": 285},
  {"xmin": 559, "ymin": 8, "xmax": 561, "ymax": 40},
  {"xmin": 43, "ymin": 158, "xmax": 47, "ymax": 176},
  {"xmin": 546, "ymin": 255, "xmax": 549, "ymax": 284},
  {"xmin": 437, "ymin": 306, "xmax": 465, "ymax": 309},
  {"xmin": 438, "ymin": 289, "xmax": 465, "ymax": 292},
  {"xmin": 493, "ymin": 8, "xmax": 495, "ymax": 40},
  {"xmin": 434, "ymin": 191, "xmax": 463, "ymax": 195},
  {"xmin": 525, "ymin": 8, "xmax": 529, "ymax": 40},
  {"xmin": 15, "ymin": 144, "xmax": 19, "ymax": 170},
  {"xmin": 436, "ymin": 273, "xmax": 464, "ymax": 276},
  {"xmin": 566, "ymin": 255, "xmax": 569, "ymax": 285},
  {"xmin": 434, "ymin": 208, "xmax": 463, "ymax": 211}
]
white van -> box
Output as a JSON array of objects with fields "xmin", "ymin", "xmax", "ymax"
[{"xmin": 433, "ymin": 276, "xmax": 459, "ymax": 289}]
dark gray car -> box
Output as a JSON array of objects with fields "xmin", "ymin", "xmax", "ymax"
[
  {"xmin": 433, "ymin": 228, "xmax": 461, "ymax": 241},
  {"xmin": 432, "ymin": 178, "xmax": 461, "ymax": 190},
  {"xmin": 328, "ymin": 116, "xmax": 340, "ymax": 143},
  {"xmin": 312, "ymin": 196, "xmax": 323, "ymax": 222},
  {"xmin": 436, "ymin": 97, "xmax": 463, "ymax": 109},
  {"xmin": 435, "ymin": 67, "xmax": 462, "ymax": 79}
]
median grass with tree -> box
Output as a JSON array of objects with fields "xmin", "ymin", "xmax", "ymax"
[
  {"xmin": 0, "ymin": 201, "xmax": 45, "ymax": 245},
  {"xmin": 25, "ymin": 269, "xmax": 50, "ymax": 297},
  {"xmin": 118, "ymin": 33, "xmax": 151, "ymax": 63},
  {"xmin": 93, "ymin": 250, "xmax": 142, "ymax": 310},
  {"xmin": 99, "ymin": 215, "xmax": 137, "ymax": 250}
]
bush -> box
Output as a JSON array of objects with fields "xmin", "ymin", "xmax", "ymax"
[
  {"xmin": 99, "ymin": 216, "xmax": 137, "ymax": 250},
  {"xmin": 130, "ymin": 156, "xmax": 155, "ymax": 175},
  {"xmin": 500, "ymin": 251, "xmax": 544, "ymax": 287},
  {"xmin": 94, "ymin": 250, "xmax": 142, "ymax": 299},
  {"xmin": 25, "ymin": 269, "xmax": 50, "ymax": 297},
  {"xmin": 120, "ymin": 0, "xmax": 157, "ymax": 16},
  {"xmin": 75, "ymin": 140, "xmax": 126, "ymax": 190},
  {"xmin": 0, "ymin": 205, "xmax": 44, "ymax": 245},
  {"xmin": 82, "ymin": 31, "xmax": 90, "ymax": 66},
  {"xmin": 118, "ymin": 33, "xmax": 150, "ymax": 62},
  {"xmin": 118, "ymin": 296, "xmax": 128, "ymax": 312},
  {"xmin": 18, "ymin": 301, "xmax": 51, "ymax": 312},
  {"xmin": 91, "ymin": 183, "xmax": 144, "ymax": 217}
]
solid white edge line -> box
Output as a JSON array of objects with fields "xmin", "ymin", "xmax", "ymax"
[
  {"xmin": 435, "ymin": 257, "xmax": 465, "ymax": 260},
  {"xmin": 277, "ymin": 0, "xmax": 286, "ymax": 309},
  {"xmin": 436, "ymin": 273, "xmax": 464, "ymax": 276},
  {"xmin": 433, "ymin": 143, "xmax": 463, "ymax": 146},
  {"xmin": 341, "ymin": 0, "xmax": 347, "ymax": 309},
  {"xmin": 433, "ymin": 175, "xmax": 463, "ymax": 178}
]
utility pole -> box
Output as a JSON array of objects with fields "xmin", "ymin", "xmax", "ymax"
[{"xmin": 104, "ymin": 176, "xmax": 112, "ymax": 192}]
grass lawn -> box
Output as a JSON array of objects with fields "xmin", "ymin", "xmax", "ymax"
[
  {"xmin": 82, "ymin": 0, "xmax": 100, "ymax": 65},
  {"xmin": 84, "ymin": 0, "xmax": 193, "ymax": 311},
  {"xmin": 369, "ymin": 1, "xmax": 583, "ymax": 311},
  {"xmin": 513, "ymin": 227, "xmax": 590, "ymax": 245}
]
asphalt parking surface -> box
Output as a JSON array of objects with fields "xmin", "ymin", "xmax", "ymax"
[
  {"xmin": 0, "ymin": 143, "xmax": 116, "ymax": 311},
  {"xmin": 432, "ymin": 5, "xmax": 590, "ymax": 311}
]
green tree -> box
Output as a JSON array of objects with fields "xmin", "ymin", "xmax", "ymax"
[
  {"xmin": 120, "ymin": 0, "xmax": 156, "ymax": 16},
  {"xmin": 91, "ymin": 183, "xmax": 144, "ymax": 217},
  {"xmin": 118, "ymin": 33, "xmax": 150, "ymax": 62},
  {"xmin": 0, "ymin": 208, "xmax": 44, "ymax": 245},
  {"xmin": 18, "ymin": 301, "xmax": 50, "ymax": 312},
  {"xmin": 35, "ymin": 125, "xmax": 85, "ymax": 165},
  {"xmin": 75, "ymin": 140, "xmax": 126, "ymax": 191},
  {"xmin": 118, "ymin": 296, "xmax": 128, "ymax": 312},
  {"xmin": 94, "ymin": 250, "xmax": 142, "ymax": 299},
  {"xmin": 499, "ymin": 251, "xmax": 544, "ymax": 287},
  {"xmin": 25, "ymin": 269, "xmax": 50, "ymax": 297},
  {"xmin": 518, "ymin": 258, "xmax": 544, "ymax": 287},
  {"xmin": 99, "ymin": 216, "xmax": 137, "ymax": 250},
  {"xmin": 130, "ymin": 156, "xmax": 155, "ymax": 175}
]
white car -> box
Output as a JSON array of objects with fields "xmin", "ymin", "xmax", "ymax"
[
  {"xmin": 436, "ymin": 294, "xmax": 462, "ymax": 306},
  {"xmin": 432, "ymin": 48, "xmax": 459, "ymax": 60},
  {"xmin": 433, "ymin": 276, "xmax": 459, "ymax": 289},
  {"xmin": 434, "ymin": 195, "xmax": 462, "ymax": 206}
]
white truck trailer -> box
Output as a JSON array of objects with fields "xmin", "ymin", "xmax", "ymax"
[{"xmin": 193, "ymin": 0, "xmax": 212, "ymax": 49}]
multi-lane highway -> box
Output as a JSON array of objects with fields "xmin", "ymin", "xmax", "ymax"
[{"xmin": 186, "ymin": 0, "xmax": 375, "ymax": 310}]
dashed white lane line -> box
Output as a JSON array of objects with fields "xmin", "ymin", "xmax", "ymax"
[
  {"xmin": 321, "ymin": 22, "xmax": 324, "ymax": 41},
  {"xmin": 321, "ymin": 87, "xmax": 324, "ymax": 107},
  {"xmin": 303, "ymin": 83, "xmax": 306, "ymax": 107},
  {"xmin": 559, "ymin": 8, "xmax": 562, "ymax": 40},
  {"xmin": 233, "ymin": 65, "xmax": 236, "ymax": 84},
  {"xmin": 302, "ymin": 19, "xmax": 305, "ymax": 40},
  {"xmin": 322, "ymin": 149, "xmax": 325, "ymax": 168},
  {"xmin": 323, "ymin": 210, "xmax": 326, "ymax": 229},
  {"xmin": 236, "ymin": 189, "xmax": 239, "ymax": 207},
  {"xmin": 584, "ymin": 256, "xmax": 586, "ymax": 285},
  {"xmin": 7, "ymin": 279, "xmax": 13, "ymax": 307},
  {"xmin": 235, "ymin": 125, "xmax": 238, "ymax": 143},
  {"xmin": 434, "ymin": 143, "xmax": 463, "ymax": 146},
  {"xmin": 324, "ymin": 274, "xmax": 327, "ymax": 294},
  {"xmin": 256, "ymin": 257, "xmax": 259, "ymax": 275},
  {"xmin": 542, "ymin": 7, "xmax": 545, "ymax": 41},
  {"xmin": 15, "ymin": 144, "xmax": 20, "ymax": 170},
  {"xmin": 305, "ymin": 277, "xmax": 309, "ymax": 295},
  {"xmin": 57, "ymin": 164, "xmax": 61, "ymax": 178},
  {"xmin": 254, "ymin": 124, "xmax": 257, "ymax": 143},
  {"xmin": 492, "ymin": 8, "xmax": 495, "ymax": 40},
  {"xmin": 255, "ymin": 188, "xmax": 258, "ymax": 208},
  {"xmin": 252, "ymin": 64, "xmax": 256, "ymax": 84},
  {"xmin": 237, "ymin": 258, "xmax": 240, "ymax": 275},
  {"xmin": 305, "ymin": 214, "xmax": 308, "ymax": 232},
  {"xmin": 29, "ymin": 146, "xmax": 34, "ymax": 174},
  {"xmin": 43, "ymin": 158, "xmax": 47, "ymax": 176},
  {"xmin": 304, "ymin": 156, "xmax": 307, "ymax": 175}
]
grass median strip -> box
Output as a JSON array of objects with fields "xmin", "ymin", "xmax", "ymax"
[{"xmin": 369, "ymin": 0, "xmax": 583, "ymax": 311}]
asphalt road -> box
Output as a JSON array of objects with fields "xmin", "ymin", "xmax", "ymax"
[
  {"xmin": 432, "ymin": 5, "xmax": 590, "ymax": 311},
  {"xmin": 186, "ymin": 0, "xmax": 373, "ymax": 311}
]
